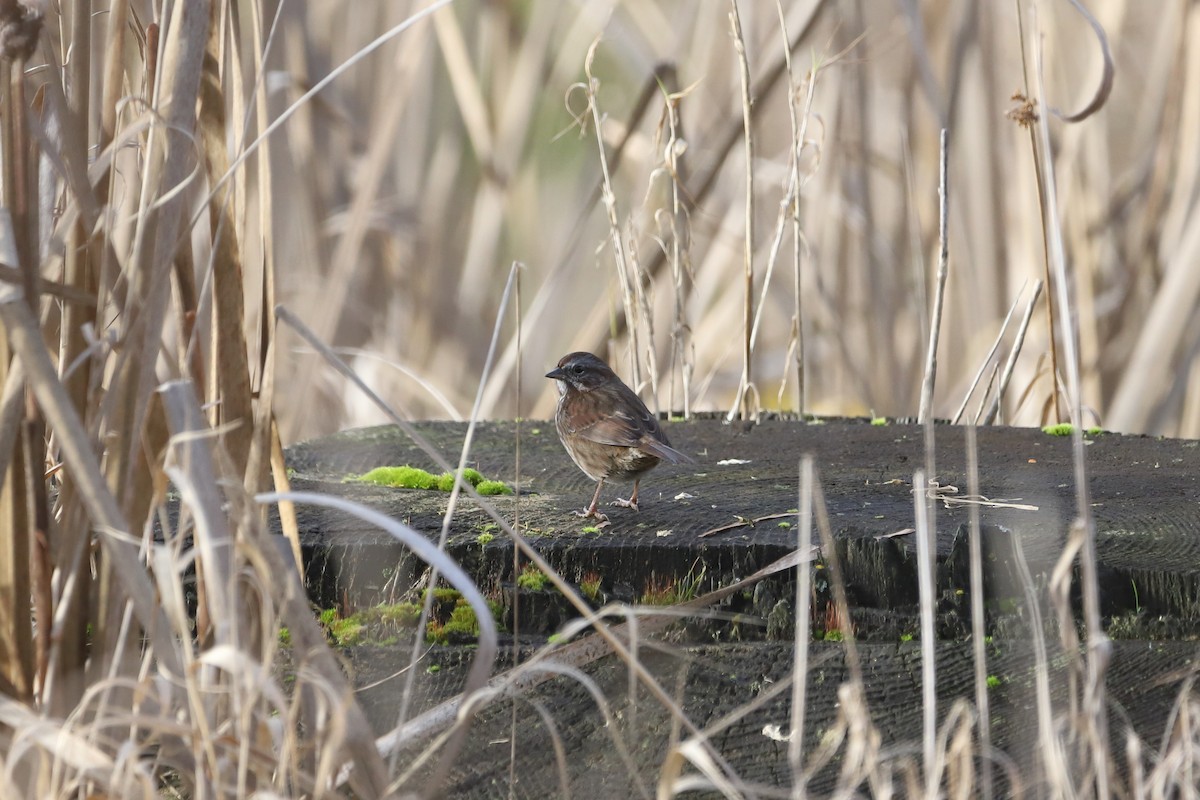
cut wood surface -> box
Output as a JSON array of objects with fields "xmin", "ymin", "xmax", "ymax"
[{"xmin": 278, "ymin": 419, "xmax": 1200, "ymax": 795}]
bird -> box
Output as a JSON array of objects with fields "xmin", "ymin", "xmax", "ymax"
[{"xmin": 545, "ymin": 351, "xmax": 692, "ymax": 523}]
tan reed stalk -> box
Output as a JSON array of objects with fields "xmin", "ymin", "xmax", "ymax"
[
  {"xmin": 918, "ymin": 129, "xmax": 950, "ymax": 424},
  {"xmin": 727, "ymin": 0, "xmax": 756, "ymax": 422}
]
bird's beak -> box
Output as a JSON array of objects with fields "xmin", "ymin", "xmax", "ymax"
[{"xmin": 545, "ymin": 367, "xmax": 567, "ymax": 380}]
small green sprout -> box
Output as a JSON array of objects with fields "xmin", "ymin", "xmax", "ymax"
[
  {"xmin": 870, "ymin": 417, "xmax": 888, "ymax": 426},
  {"xmin": 476, "ymin": 532, "xmax": 495, "ymax": 545},
  {"xmin": 987, "ymin": 675, "xmax": 1001, "ymax": 689},
  {"xmin": 899, "ymin": 633, "xmax": 913, "ymax": 642},
  {"xmin": 580, "ymin": 572, "xmax": 603, "ymax": 603},
  {"xmin": 427, "ymin": 664, "xmax": 441, "ymax": 674}
]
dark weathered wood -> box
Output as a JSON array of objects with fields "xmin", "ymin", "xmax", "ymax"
[
  {"xmin": 283, "ymin": 419, "xmax": 1200, "ymax": 620},
  {"xmin": 278, "ymin": 419, "xmax": 1200, "ymax": 796}
]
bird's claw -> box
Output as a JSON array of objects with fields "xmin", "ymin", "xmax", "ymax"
[
  {"xmin": 611, "ymin": 498, "xmax": 639, "ymax": 511},
  {"xmin": 575, "ymin": 508, "xmax": 609, "ymax": 525}
]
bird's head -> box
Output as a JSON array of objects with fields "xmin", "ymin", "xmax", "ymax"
[{"xmin": 545, "ymin": 351, "xmax": 614, "ymax": 394}]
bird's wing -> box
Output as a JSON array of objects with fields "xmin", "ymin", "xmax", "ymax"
[{"xmin": 567, "ymin": 387, "xmax": 693, "ymax": 464}]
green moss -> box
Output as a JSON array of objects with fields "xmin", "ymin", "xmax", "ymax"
[
  {"xmin": 436, "ymin": 468, "xmax": 485, "ymax": 491},
  {"xmin": 1086, "ymin": 426, "xmax": 1104, "ymax": 436},
  {"xmin": 318, "ymin": 608, "xmax": 338, "ymax": 627},
  {"xmin": 899, "ymin": 633, "xmax": 913, "ymax": 642},
  {"xmin": 1042, "ymin": 423, "xmax": 1075, "ymax": 436},
  {"xmin": 375, "ymin": 602, "xmax": 422, "ymax": 627},
  {"xmin": 431, "ymin": 587, "xmax": 461, "ymax": 603},
  {"xmin": 823, "ymin": 630, "xmax": 844, "ymax": 642},
  {"xmin": 357, "ymin": 465, "xmax": 439, "ymax": 489},
  {"xmin": 870, "ymin": 417, "xmax": 888, "ymax": 426},
  {"xmin": 354, "ymin": 465, "xmax": 509, "ymax": 494},
  {"xmin": 329, "ymin": 618, "xmax": 365, "ymax": 646},
  {"xmin": 777, "ymin": 521, "xmax": 792, "ymax": 529},
  {"xmin": 547, "ymin": 633, "xmax": 565, "ymax": 644},
  {"xmin": 487, "ymin": 599, "xmax": 505, "ymax": 623},
  {"xmin": 427, "ymin": 602, "xmax": 483, "ymax": 644},
  {"xmin": 427, "ymin": 664, "xmax": 440, "ymax": 674},
  {"xmin": 278, "ymin": 627, "xmax": 291, "ymax": 646},
  {"xmin": 516, "ymin": 565, "xmax": 549, "ymax": 591},
  {"xmin": 476, "ymin": 532, "xmax": 495, "ymax": 545},
  {"xmin": 987, "ymin": 674, "xmax": 1001, "ymax": 689},
  {"xmin": 581, "ymin": 525, "xmax": 601, "ymax": 534}
]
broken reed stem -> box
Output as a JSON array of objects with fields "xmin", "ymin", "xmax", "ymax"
[
  {"xmin": 982, "ymin": 279, "xmax": 1044, "ymax": 425},
  {"xmin": 952, "ymin": 283, "xmax": 1027, "ymax": 425},
  {"xmin": 918, "ymin": 129, "xmax": 950, "ymax": 424},
  {"xmin": 728, "ymin": 0, "xmax": 755, "ymax": 422},
  {"xmin": 965, "ymin": 425, "xmax": 993, "ymax": 800}
]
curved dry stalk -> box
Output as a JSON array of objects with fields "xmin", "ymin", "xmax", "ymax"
[{"xmin": 1050, "ymin": 0, "xmax": 1114, "ymax": 123}]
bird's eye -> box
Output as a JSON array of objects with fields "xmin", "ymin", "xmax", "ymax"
[{"xmin": 570, "ymin": 364, "xmax": 585, "ymax": 376}]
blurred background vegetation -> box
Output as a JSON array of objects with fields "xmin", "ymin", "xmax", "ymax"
[{"xmin": 268, "ymin": 0, "xmax": 1200, "ymax": 440}]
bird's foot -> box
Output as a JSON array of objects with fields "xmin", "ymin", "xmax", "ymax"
[
  {"xmin": 611, "ymin": 497, "xmax": 639, "ymax": 512},
  {"xmin": 574, "ymin": 507, "xmax": 610, "ymax": 526}
]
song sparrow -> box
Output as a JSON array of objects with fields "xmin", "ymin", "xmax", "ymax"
[{"xmin": 546, "ymin": 351, "xmax": 692, "ymax": 523}]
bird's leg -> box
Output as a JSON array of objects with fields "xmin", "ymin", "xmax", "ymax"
[
  {"xmin": 576, "ymin": 479, "xmax": 609, "ymax": 523},
  {"xmin": 612, "ymin": 478, "xmax": 640, "ymax": 511}
]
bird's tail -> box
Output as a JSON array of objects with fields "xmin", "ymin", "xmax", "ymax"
[{"xmin": 641, "ymin": 439, "xmax": 695, "ymax": 464}]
